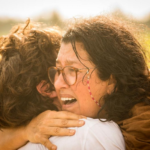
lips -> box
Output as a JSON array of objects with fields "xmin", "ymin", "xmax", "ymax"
[
  {"xmin": 61, "ymin": 97, "xmax": 77, "ymax": 105},
  {"xmin": 59, "ymin": 94, "xmax": 77, "ymax": 110}
]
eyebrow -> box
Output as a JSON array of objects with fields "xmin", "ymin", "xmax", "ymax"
[{"xmin": 56, "ymin": 59, "xmax": 80, "ymax": 66}]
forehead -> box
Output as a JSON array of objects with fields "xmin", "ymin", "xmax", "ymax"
[{"xmin": 56, "ymin": 42, "xmax": 89, "ymax": 66}]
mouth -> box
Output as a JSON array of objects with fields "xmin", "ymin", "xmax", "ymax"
[
  {"xmin": 61, "ymin": 97, "xmax": 77, "ymax": 105},
  {"xmin": 59, "ymin": 94, "xmax": 78, "ymax": 111}
]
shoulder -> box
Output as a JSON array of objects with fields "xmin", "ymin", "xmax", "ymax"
[
  {"xmin": 84, "ymin": 117, "xmax": 123, "ymax": 135},
  {"xmin": 50, "ymin": 118, "xmax": 125, "ymax": 150},
  {"xmin": 79, "ymin": 117, "xmax": 123, "ymax": 135},
  {"xmin": 78, "ymin": 118, "xmax": 125, "ymax": 150}
]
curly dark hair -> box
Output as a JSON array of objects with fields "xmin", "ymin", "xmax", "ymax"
[
  {"xmin": 0, "ymin": 20, "xmax": 61, "ymax": 128},
  {"xmin": 62, "ymin": 16, "xmax": 150, "ymax": 122}
]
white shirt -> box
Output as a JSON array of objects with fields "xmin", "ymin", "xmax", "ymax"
[{"xmin": 19, "ymin": 118, "xmax": 125, "ymax": 150}]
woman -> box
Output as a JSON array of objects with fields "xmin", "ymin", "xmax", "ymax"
[
  {"xmin": 20, "ymin": 15, "xmax": 150, "ymax": 150},
  {"xmin": 50, "ymin": 16, "xmax": 150, "ymax": 150},
  {"xmin": 0, "ymin": 20, "xmax": 85, "ymax": 150},
  {"xmin": 56, "ymin": 16, "xmax": 150, "ymax": 150}
]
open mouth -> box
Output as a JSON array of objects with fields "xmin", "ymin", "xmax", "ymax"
[{"xmin": 61, "ymin": 98, "xmax": 77, "ymax": 105}]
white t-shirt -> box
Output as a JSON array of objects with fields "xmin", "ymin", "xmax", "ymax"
[{"xmin": 19, "ymin": 118, "xmax": 125, "ymax": 150}]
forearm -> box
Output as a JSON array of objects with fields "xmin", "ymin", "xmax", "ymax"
[{"xmin": 0, "ymin": 127, "xmax": 28, "ymax": 150}]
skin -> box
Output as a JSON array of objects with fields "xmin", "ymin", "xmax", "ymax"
[
  {"xmin": 0, "ymin": 127, "xmax": 27, "ymax": 150},
  {"xmin": 36, "ymin": 80, "xmax": 62, "ymax": 111},
  {"xmin": 55, "ymin": 42, "xmax": 111, "ymax": 118}
]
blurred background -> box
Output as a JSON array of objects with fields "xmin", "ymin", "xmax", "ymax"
[{"xmin": 0, "ymin": 0, "xmax": 150, "ymax": 64}]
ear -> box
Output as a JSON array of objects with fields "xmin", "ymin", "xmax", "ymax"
[
  {"xmin": 107, "ymin": 75, "xmax": 116, "ymax": 94},
  {"xmin": 36, "ymin": 80, "xmax": 57, "ymax": 98}
]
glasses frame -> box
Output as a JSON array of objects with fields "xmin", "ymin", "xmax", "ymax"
[{"xmin": 48, "ymin": 66, "xmax": 94, "ymax": 86}]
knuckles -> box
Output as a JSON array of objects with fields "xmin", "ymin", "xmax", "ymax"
[
  {"xmin": 61, "ymin": 119, "xmax": 68, "ymax": 126},
  {"xmin": 54, "ymin": 127, "xmax": 61, "ymax": 133}
]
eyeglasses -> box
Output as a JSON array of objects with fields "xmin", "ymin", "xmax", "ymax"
[{"xmin": 48, "ymin": 66, "xmax": 94, "ymax": 86}]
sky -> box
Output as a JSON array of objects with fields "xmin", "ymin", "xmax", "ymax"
[{"xmin": 0, "ymin": 0, "xmax": 150, "ymax": 20}]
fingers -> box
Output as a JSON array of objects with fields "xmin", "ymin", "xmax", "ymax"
[
  {"xmin": 44, "ymin": 119, "xmax": 85, "ymax": 128},
  {"xmin": 49, "ymin": 111, "xmax": 86, "ymax": 120},
  {"xmin": 39, "ymin": 126, "xmax": 76, "ymax": 136},
  {"xmin": 24, "ymin": 110, "xmax": 86, "ymax": 149},
  {"xmin": 39, "ymin": 138, "xmax": 57, "ymax": 150}
]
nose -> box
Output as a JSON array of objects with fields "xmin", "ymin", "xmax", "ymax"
[{"xmin": 54, "ymin": 73, "xmax": 69, "ymax": 91}]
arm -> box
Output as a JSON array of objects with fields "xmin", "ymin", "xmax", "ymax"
[
  {"xmin": 0, "ymin": 110, "xmax": 85, "ymax": 150},
  {"xmin": 18, "ymin": 119, "xmax": 123, "ymax": 150},
  {"xmin": 0, "ymin": 127, "xmax": 27, "ymax": 150}
]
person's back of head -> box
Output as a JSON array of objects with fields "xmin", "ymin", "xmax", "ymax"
[{"xmin": 0, "ymin": 20, "xmax": 61, "ymax": 128}]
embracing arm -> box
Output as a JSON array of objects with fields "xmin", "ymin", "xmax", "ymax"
[
  {"xmin": 0, "ymin": 127, "xmax": 27, "ymax": 150},
  {"xmin": 0, "ymin": 110, "xmax": 85, "ymax": 150}
]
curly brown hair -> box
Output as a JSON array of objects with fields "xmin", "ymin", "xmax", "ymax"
[
  {"xmin": 0, "ymin": 20, "xmax": 61, "ymax": 128},
  {"xmin": 62, "ymin": 16, "xmax": 150, "ymax": 122}
]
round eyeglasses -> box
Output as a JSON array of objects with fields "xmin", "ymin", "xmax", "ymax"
[{"xmin": 48, "ymin": 66, "xmax": 94, "ymax": 86}]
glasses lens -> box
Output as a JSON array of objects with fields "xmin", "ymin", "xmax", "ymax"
[
  {"xmin": 48, "ymin": 67, "xmax": 57, "ymax": 85},
  {"xmin": 64, "ymin": 67, "xmax": 76, "ymax": 85}
]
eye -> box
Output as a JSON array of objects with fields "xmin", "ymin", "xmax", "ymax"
[
  {"xmin": 68, "ymin": 67, "xmax": 75, "ymax": 72},
  {"xmin": 57, "ymin": 68, "xmax": 61, "ymax": 75},
  {"xmin": 66, "ymin": 67, "xmax": 76, "ymax": 77}
]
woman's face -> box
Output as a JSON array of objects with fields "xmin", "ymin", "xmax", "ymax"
[{"xmin": 55, "ymin": 42, "xmax": 110, "ymax": 118}]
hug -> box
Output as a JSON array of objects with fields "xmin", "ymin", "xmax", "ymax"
[{"xmin": 0, "ymin": 16, "xmax": 150, "ymax": 150}]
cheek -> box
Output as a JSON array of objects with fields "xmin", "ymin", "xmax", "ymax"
[
  {"xmin": 72, "ymin": 77, "xmax": 88, "ymax": 98},
  {"xmin": 72, "ymin": 81, "xmax": 92, "ymax": 106},
  {"xmin": 72, "ymin": 78, "xmax": 102, "ymax": 117},
  {"xmin": 90, "ymin": 73, "xmax": 108, "ymax": 95},
  {"xmin": 91, "ymin": 82, "xmax": 108, "ymax": 102}
]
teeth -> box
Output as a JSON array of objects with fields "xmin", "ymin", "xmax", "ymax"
[{"xmin": 61, "ymin": 98, "xmax": 76, "ymax": 101}]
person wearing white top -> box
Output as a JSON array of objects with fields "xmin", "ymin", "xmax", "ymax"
[
  {"xmin": 19, "ymin": 16, "xmax": 129, "ymax": 150},
  {"xmin": 19, "ymin": 118, "xmax": 125, "ymax": 150}
]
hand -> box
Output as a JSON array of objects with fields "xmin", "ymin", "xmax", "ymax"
[{"xmin": 23, "ymin": 110, "xmax": 86, "ymax": 150}]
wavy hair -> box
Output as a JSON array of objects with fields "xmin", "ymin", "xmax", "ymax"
[
  {"xmin": 0, "ymin": 20, "xmax": 61, "ymax": 128},
  {"xmin": 62, "ymin": 16, "xmax": 150, "ymax": 122}
]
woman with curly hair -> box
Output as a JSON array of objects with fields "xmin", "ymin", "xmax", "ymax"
[
  {"xmin": 21, "ymin": 15, "xmax": 150, "ymax": 150},
  {"xmin": 59, "ymin": 16, "xmax": 150, "ymax": 150},
  {"xmin": 56, "ymin": 16, "xmax": 150, "ymax": 150}
]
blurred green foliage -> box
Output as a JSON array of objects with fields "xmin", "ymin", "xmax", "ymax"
[
  {"xmin": 144, "ymin": 32, "xmax": 150, "ymax": 67},
  {"xmin": 0, "ymin": 19, "xmax": 22, "ymax": 35},
  {"xmin": 0, "ymin": 11, "xmax": 66, "ymax": 36}
]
